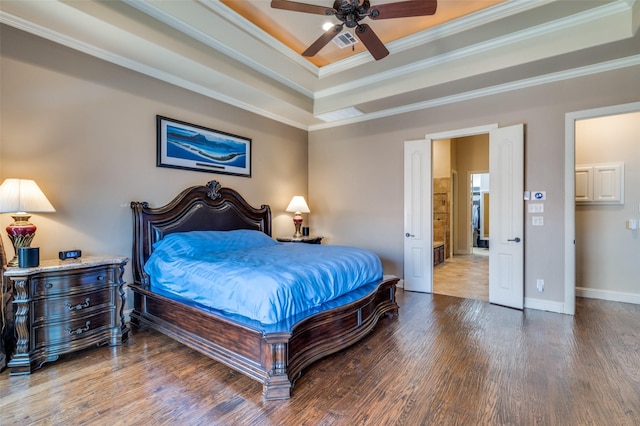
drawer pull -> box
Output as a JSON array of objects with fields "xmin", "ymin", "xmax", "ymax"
[
  {"xmin": 97, "ymin": 275, "xmax": 105, "ymax": 281},
  {"xmin": 45, "ymin": 283, "xmax": 54, "ymax": 289},
  {"xmin": 67, "ymin": 321, "xmax": 91, "ymax": 336},
  {"xmin": 65, "ymin": 298, "xmax": 90, "ymax": 311}
]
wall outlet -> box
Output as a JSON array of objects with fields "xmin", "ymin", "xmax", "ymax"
[
  {"xmin": 536, "ymin": 279, "xmax": 544, "ymax": 292},
  {"xmin": 532, "ymin": 216, "xmax": 544, "ymax": 226}
]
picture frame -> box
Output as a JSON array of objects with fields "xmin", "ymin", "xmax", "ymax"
[{"xmin": 156, "ymin": 115, "xmax": 251, "ymax": 177}]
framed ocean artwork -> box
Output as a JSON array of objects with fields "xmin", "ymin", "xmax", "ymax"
[{"xmin": 156, "ymin": 115, "xmax": 251, "ymax": 177}]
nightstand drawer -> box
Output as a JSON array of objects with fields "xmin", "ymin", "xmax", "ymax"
[
  {"xmin": 31, "ymin": 266, "xmax": 114, "ymax": 297},
  {"xmin": 32, "ymin": 310, "xmax": 114, "ymax": 349},
  {"xmin": 6, "ymin": 256, "xmax": 129, "ymax": 375},
  {"xmin": 31, "ymin": 289, "xmax": 114, "ymax": 324}
]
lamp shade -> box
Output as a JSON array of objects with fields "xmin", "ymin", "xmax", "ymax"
[
  {"xmin": 0, "ymin": 179, "xmax": 56, "ymax": 213},
  {"xmin": 285, "ymin": 196, "xmax": 310, "ymax": 214}
]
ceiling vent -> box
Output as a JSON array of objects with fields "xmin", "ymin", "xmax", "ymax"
[{"xmin": 332, "ymin": 32, "xmax": 358, "ymax": 49}]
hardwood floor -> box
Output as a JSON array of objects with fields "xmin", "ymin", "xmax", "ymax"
[
  {"xmin": 2, "ymin": 292, "xmax": 639, "ymax": 425},
  {"xmin": 434, "ymin": 252, "xmax": 489, "ymax": 301}
]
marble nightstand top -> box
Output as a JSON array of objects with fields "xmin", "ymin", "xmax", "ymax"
[{"xmin": 4, "ymin": 255, "xmax": 128, "ymax": 277}]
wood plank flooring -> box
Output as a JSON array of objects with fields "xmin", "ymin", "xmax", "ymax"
[{"xmin": 2, "ymin": 292, "xmax": 639, "ymax": 425}]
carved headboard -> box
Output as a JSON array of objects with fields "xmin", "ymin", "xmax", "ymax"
[{"xmin": 130, "ymin": 181, "xmax": 272, "ymax": 287}]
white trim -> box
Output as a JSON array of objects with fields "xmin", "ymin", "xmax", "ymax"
[
  {"xmin": 524, "ymin": 297, "xmax": 566, "ymax": 313},
  {"xmin": 425, "ymin": 124, "xmax": 498, "ymax": 141},
  {"xmin": 315, "ymin": 0, "xmax": 634, "ymax": 99},
  {"xmin": 124, "ymin": 0, "xmax": 317, "ymax": 96},
  {"xmin": 576, "ymin": 287, "xmax": 640, "ymax": 305},
  {"xmin": 414, "ymin": 124, "xmax": 498, "ymax": 296},
  {"xmin": 319, "ymin": 0, "xmax": 555, "ymax": 77},
  {"xmin": 0, "ymin": 11, "xmax": 311, "ymax": 131},
  {"xmin": 564, "ymin": 101, "xmax": 640, "ymax": 315},
  {"xmin": 310, "ymin": 55, "xmax": 640, "ymax": 131}
]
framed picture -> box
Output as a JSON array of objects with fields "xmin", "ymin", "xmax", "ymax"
[{"xmin": 156, "ymin": 115, "xmax": 251, "ymax": 177}]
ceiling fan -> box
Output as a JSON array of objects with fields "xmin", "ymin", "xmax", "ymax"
[{"xmin": 271, "ymin": 0, "xmax": 438, "ymax": 60}]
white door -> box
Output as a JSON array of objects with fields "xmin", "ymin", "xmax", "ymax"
[
  {"xmin": 489, "ymin": 124, "xmax": 524, "ymax": 309},
  {"xmin": 403, "ymin": 139, "xmax": 432, "ymax": 293}
]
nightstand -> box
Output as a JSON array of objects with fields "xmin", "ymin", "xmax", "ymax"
[
  {"xmin": 277, "ymin": 236, "xmax": 323, "ymax": 244},
  {"xmin": 5, "ymin": 255, "xmax": 129, "ymax": 375}
]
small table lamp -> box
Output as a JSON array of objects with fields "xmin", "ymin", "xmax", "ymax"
[
  {"xmin": 0, "ymin": 178, "xmax": 56, "ymax": 267},
  {"xmin": 285, "ymin": 196, "xmax": 310, "ymax": 239}
]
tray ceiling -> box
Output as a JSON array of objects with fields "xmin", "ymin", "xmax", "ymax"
[{"xmin": 1, "ymin": 0, "xmax": 639, "ymax": 130}]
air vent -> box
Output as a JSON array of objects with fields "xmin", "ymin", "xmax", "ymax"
[{"xmin": 332, "ymin": 32, "xmax": 358, "ymax": 49}]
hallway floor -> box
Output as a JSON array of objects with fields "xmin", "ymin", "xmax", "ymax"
[{"xmin": 433, "ymin": 252, "xmax": 489, "ymax": 301}]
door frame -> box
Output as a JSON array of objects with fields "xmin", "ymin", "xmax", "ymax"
[
  {"xmin": 564, "ymin": 101, "xmax": 640, "ymax": 315},
  {"xmin": 410, "ymin": 124, "xmax": 498, "ymax": 294}
]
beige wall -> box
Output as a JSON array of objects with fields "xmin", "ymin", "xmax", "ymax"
[
  {"xmin": 309, "ymin": 64, "xmax": 640, "ymax": 306},
  {"xmin": 451, "ymin": 135, "xmax": 489, "ymax": 255},
  {"xmin": 575, "ymin": 112, "xmax": 640, "ymax": 296},
  {"xmin": 0, "ymin": 27, "xmax": 308, "ymax": 284},
  {"xmin": 432, "ymin": 139, "xmax": 450, "ymax": 179},
  {"xmin": 3, "ymin": 24, "xmax": 640, "ymax": 310}
]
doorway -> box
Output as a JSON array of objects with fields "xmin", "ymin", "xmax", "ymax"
[
  {"xmin": 404, "ymin": 123, "xmax": 524, "ymax": 308},
  {"xmin": 564, "ymin": 101, "xmax": 640, "ymax": 315},
  {"xmin": 431, "ymin": 138, "xmax": 490, "ymax": 302}
]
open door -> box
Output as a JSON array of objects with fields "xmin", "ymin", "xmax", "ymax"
[
  {"xmin": 489, "ymin": 124, "xmax": 524, "ymax": 309},
  {"xmin": 403, "ymin": 139, "xmax": 432, "ymax": 293}
]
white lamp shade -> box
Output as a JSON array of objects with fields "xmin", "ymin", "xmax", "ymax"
[
  {"xmin": 285, "ymin": 196, "xmax": 310, "ymax": 214},
  {"xmin": 0, "ymin": 178, "xmax": 56, "ymax": 213}
]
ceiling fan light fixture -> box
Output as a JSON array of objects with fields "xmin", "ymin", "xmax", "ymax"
[
  {"xmin": 315, "ymin": 106, "xmax": 364, "ymax": 122},
  {"xmin": 272, "ymin": 0, "xmax": 437, "ymax": 61}
]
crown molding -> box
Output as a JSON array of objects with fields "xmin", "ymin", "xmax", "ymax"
[
  {"xmin": 0, "ymin": 9, "xmax": 312, "ymax": 131},
  {"xmin": 314, "ymin": 0, "xmax": 636, "ymax": 104},
  {"xmin": 318, "ymin": 0, "xmax": 555, "ymax": 78},
  {"xmin": 308, "ymin": 55, "xmax": 640, "ymax": 131},
  {"xmin": 124, "ymin": 0, "xmax": 316, "ymax": 99}
]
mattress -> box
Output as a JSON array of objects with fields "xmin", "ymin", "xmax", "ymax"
[{"xmin": 144, "ymin": 230, "xmax": 383, "ymax": 324}]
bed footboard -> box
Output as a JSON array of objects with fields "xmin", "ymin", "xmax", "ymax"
[{"xmin": 129, "ymin": 276, "xmax": 399, "ymax": 400}]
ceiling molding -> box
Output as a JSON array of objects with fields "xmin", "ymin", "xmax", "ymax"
[
  {"xmin": 1, "ymin": 0, "xmax": 639, "ymax": 131},
  {"xmin": 313, "ymin": 0, "xmax": 636, "ymax": 110},
  {"xmin": 123, "ymin": 0, "xmax": 316, "ymax": 98},
  {"xmin": 0, "ymin": 8, "xmax": 314, "ymax": 130},
  {"xmin": 308, "ymin": 54, "xmax": 640, "ymax": 131},
  {"xmin": 318, "ymin": 0, "xmax": 555, "ymax": 78}
]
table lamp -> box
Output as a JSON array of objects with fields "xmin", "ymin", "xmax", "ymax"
[
  {"xmin": 285, "ymin": 196, "xmax": 310, "ymax": 239},
  {"xmin": 0, "ymin": 178, "xmax": 56, "ymax": 267}
]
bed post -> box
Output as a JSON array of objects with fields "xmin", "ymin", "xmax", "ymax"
[{"xmin": 263, "ymin": 333, "xmax": 293, "ymax": 400}]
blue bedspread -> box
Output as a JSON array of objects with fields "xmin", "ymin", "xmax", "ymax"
[{"xmin": 144, "ymin": 230, "xmax": 383, "ymax": 325}]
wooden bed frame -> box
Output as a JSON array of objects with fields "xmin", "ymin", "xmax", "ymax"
[{"xmin": 129, "ymin": 181, "xmax": 399, "ymax": 400}]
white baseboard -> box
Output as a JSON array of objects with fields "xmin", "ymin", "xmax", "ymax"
[
  {"xmin": 576, "ymin": 287, "xmax": 640, "ymax": 305},
  {"xmin": 524, "ymin": 297, "xmax": 567, "ymax": 314}
]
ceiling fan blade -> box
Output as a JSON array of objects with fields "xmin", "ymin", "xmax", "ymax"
[
  {"xmin": 271, "ymin": 0, "xmax": 336, "ymax": 16},
  {"xmin": 355, "ymin": 24, "xmax": 389, "ymax": 60},
  {"xmin": 369, "ymin": 0, "xmax": 437, "ymax": 20},
  {"xmin": 302, "ymin": 24, "xmax": 344, "ymax": 57}
]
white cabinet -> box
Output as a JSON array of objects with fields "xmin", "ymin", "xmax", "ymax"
[{"xmin": 575, "ymin": 162, "xmax": 624, "ymax": 205}]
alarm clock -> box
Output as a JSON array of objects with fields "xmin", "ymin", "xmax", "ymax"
[{"xmin": 59, "ymin": 250, "xmax": 82, "ymax": 260}]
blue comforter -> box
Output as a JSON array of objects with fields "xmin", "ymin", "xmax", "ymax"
[{"xmin": 144, "ymin": 230, "xmax": 383, "ymax": 325}]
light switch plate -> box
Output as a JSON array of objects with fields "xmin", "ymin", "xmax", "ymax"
[
  {"xmin": 528, "ymin": 203, "xmax": 544, "ymax": 213},
  {"xmin": 532, "ymin": 216, "xmax": 544, "ymax": 226}
]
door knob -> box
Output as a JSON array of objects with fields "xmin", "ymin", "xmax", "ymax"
[
  {"xmin": 405, "ymin": 233, "xmax": 415, "ymax": 238},
  {"xmin": 507, "ymin": 237, "xmax": 521, "ymax": 242}
]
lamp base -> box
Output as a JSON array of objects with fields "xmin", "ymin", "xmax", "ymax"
[
  {"xmin": 292, "ymin": 214, "xmax": 303, "ymax": 239},
  {"xmin": 6, "ymin": 214, "xmax": 37, "ymax": 267}
]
